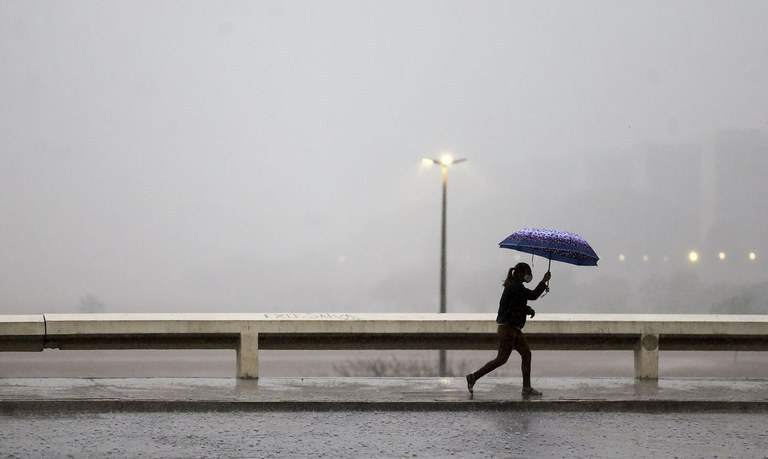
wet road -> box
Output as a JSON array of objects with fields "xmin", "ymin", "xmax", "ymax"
[
  {"xmin": 3, "ymin": 349, "xmax": 768, "ymax": 379},
  {"xmin": 2, "ymin": 411, "xmax": 767, "ymax": 458}
]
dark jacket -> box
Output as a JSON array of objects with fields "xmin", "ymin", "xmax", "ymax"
[{"xmin": 496, "ymin": 280, "xmax": 547, "ymax": 328}]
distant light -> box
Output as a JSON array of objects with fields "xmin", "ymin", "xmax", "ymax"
[
  {"xmin": 439, "ymin": 153, "xmax": 455, "ymax": 166},
  {"xmin": 337, "ymin": 255, "xmax": 347, "ymax": 264},
  {"xmin": 718, "ymin": 252, "xmax": 726, "ymax": 260},
  {"xmin": 421, "ymin": 158, "xmax": 435, "ymax": 167},
  {"xmin": 618, "ymin": 254, "xmax": 626, "ymax": 262},
  {"xmin": 688, "ymin": 251, "xmax": 699, "ymax": 263},
  {"xmin": 642, "ymin": 255, "xmax": 649, "ymax": 262},
  {"xmin": 749, "ymin": 252, "xmax": 757, "ymax": 261}
]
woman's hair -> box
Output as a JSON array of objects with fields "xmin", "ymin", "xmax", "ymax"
[{"xmin": 503, "ymin": 262, "xmax": 531, "ymax": 288}]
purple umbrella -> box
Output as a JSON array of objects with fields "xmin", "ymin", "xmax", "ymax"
[{"xmin": 499, "ymin": 227, "xmax": 599, "ymax": 275}]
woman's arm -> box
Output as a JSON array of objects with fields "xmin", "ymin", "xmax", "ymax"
[
  {"xmin": 525, "ymin": 281, "xmax": 548, "ymax": 300},
  {"xmin": 525, "ymin": 272, "xmax": 551, "ymax": 300}
]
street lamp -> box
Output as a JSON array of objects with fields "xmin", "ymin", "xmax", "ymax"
[{"xmin": 422, "ymin": 153, "xmax": 466, "ymax": 376}]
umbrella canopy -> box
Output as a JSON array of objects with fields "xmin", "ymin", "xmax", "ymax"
[{"xmin": 499, "ymin": 228, "xmax": 599, "ymax": 267}]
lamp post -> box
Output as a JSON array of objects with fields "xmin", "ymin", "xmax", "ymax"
[{"xmin": 422, "ymin": 153, "xmax": 466, "ymax": 376}]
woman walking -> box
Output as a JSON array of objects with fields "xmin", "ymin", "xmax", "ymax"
[{"xmin": 465, "ymin": 262, "xmax": 551, "ymax": 396}]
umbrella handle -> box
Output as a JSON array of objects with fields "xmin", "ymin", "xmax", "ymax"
[{"xmin": 545, "ymin": 254, "xmax": 551, "ymax": 292}]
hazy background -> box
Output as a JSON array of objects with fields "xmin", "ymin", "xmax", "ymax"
[{"xmin": 2, "ymin": 0, "xmax": 767, "ymax": 317}]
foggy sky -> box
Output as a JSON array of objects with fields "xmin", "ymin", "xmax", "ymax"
[{"xmin": 1, "ymin": 1, "xmax": 767, "ymax": 315}]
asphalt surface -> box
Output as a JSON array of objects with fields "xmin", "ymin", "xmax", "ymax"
[{"xmin": 3, "ymin": 410, "xmax": 768, "ymax": 458}]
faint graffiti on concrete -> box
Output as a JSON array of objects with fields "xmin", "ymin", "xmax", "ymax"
[{"xmin": 263, "ymin": 313, "xmax": 358, "ymax": 320}]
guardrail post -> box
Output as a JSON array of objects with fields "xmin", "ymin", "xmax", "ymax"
[
  {"xmin": 237, "ymin": 332, "xmax": 259, "ymax": 379},
  {"xmin": 634, "ymin": 333, "xmax": 659, "ymax": 379}
]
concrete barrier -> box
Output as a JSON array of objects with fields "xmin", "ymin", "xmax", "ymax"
[
  {"xmin": 2, "ymin": 313, "xmax": 767, "ymax": 379},
  {"xmin": 0, "ymin": 315, "xmax": 45, "ymax": 351}
]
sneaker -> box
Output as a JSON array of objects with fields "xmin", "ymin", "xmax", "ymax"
[
  {"xmin": 521, "ymin": 387, "xmax": 542, "ymax": 396},
  {"xmin": 465, "ymin": 374, "xmax": 476, "ymax": 395}
]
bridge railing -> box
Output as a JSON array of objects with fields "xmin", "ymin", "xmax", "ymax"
[{"xmin": 2, "ymin": 313, "xmax": 767, "ymax": 379}]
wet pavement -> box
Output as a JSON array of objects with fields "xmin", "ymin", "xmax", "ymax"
[
  {"xmin": 3, "ymin": 410, "xmax": 768, "ymax": 458},
  {"xmin": 2, "ymin": 377, "xmax": 768, "ymax": 412}
]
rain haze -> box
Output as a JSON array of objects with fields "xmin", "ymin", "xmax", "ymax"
[{"xmin": 2, "ymin": 0, "xmax": 767, "ymax": 317}]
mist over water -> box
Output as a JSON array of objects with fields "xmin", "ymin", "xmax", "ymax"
[{"xmin": 1, "ymin": 1, "xmax": 766, "ymax": 316}]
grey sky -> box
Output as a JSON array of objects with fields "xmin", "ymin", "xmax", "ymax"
[{"xmin": 1, "ymin": 1, "xmax": 767, "ymax": 314}]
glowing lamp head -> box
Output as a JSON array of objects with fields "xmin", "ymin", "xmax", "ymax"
[
  {"xmin": 439, "ymin": 153, "xmax": 455, "ymax": 166},
  {"xmin": 688, "ymin": 251, "xmax": 699, "ymax": 263},
  {"xmin": 422, "ymin": 153, "xmax": 466, "ymax": 169}
]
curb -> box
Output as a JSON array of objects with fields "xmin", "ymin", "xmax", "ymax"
[{"xmin": 3, "ymin": 399, "xmax": 768, "ymax": 414}]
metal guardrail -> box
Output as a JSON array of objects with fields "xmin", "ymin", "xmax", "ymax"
[{"xmin": 2, "ymin": 313, "xmax": 767, "ymax": 379}]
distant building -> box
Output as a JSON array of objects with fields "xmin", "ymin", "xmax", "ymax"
[
  {"xmin": 705, "ymin": 129, "xmax": 768, "ymax": 259},
  {"xmin": 528, "ymin": 129, "xmax": 766, "ymax": 280}
]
